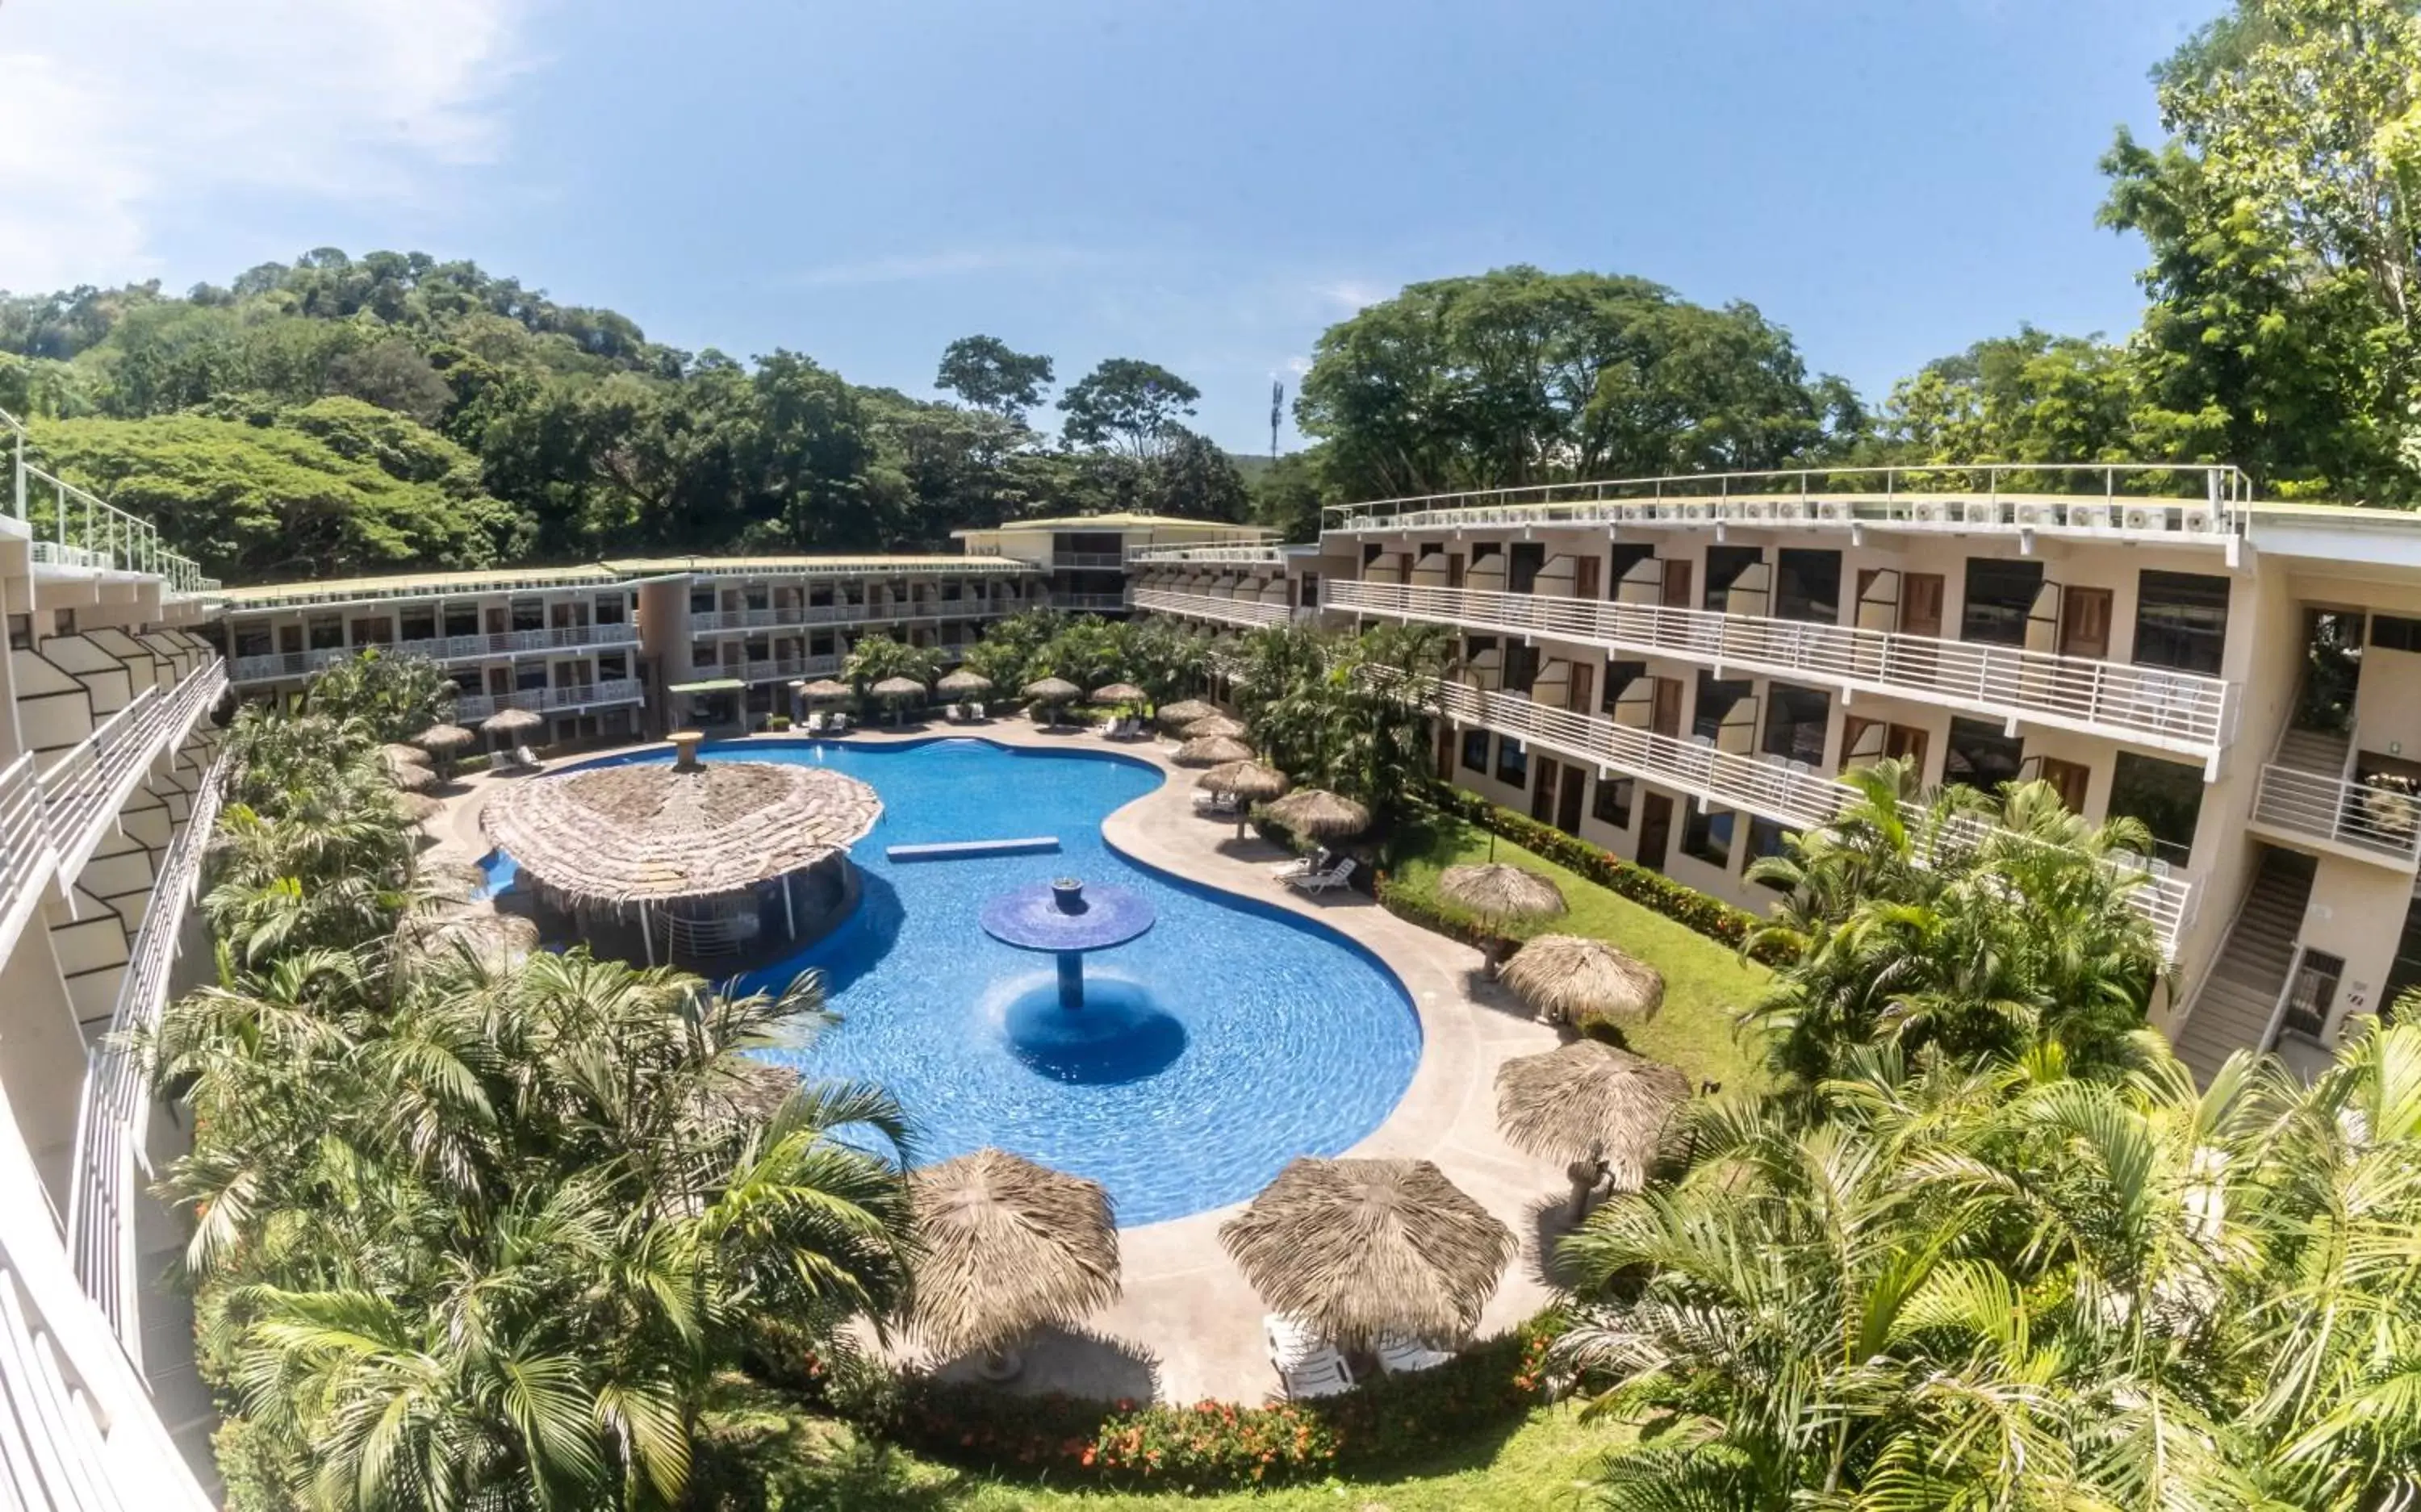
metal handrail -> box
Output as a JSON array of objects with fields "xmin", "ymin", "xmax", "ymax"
[
  {"xmin": 228, "ymin": 624, "xmax": 640, "ymax": 683},
  {"xmin": 65, "ymin": 748, "xmax": 229, "ymax": 1365},
  {"xmin": 0, "ymin": 753, "xmax": 52, "ymax": 951},
  {"xmin": 4, "ymin": 407, "xmax": 219, "ymax": 595},
  {"xmin": 1322, "ymin": 462, "xmax": 2251, "ymax": 536},
  {"xmin": 1326, "ymin": 579, "xmax": 2232, "ymax": 758},
  {"xmin": 1129, "ymin": 587, "xmax": 1294, "ymax": 629},
  {"xmin": 454, "ymin": 677, "xmax": 646, "ymax": 721},
  {"xmin": 38, "ymin": 662, "xmax": 228, "ymax": 882},
  {"xmin": 1130, "ymin": 544, "xmax": 1290, "ymax": 565},
  {"xmin": 2253, "ymin": 764, "xmax": 2421, "ymax": 865}
]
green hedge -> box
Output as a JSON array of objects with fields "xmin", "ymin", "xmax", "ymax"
[
  {"xmin": 822, "ymin": 1314, "xmax": 1562, "ymax": 1492},
  {"xmin": 1416, "ymin": 787, "xmax": 1788, "ymax": 966}
]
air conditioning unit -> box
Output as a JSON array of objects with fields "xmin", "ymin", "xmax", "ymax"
[
  {"xmin": 1775, "ymin": 499, "xmax": 1808, "ymax": 521},
  {"xmin": 1655, "ymin": 502, "xmax": 1688, "ymax": 522},
  {"xmin": 1680, "ymin": 501, "xmax": 1714, "ymax": 522},
  {"xmin": 2122, "ymin": 504, "xmax": 2160, "ymax": 533},
  {"xmin": 1615, "ymin": 503, "xmax": 1650, "ymax": 524},
  {"xmin": 1963, "ymin": 499, "xmax": 2000, "ymax": 526},
  {"xmin": 1911, "ymin": 499, "xmax": 1948, "ymax": 525},
  {"xmin": 2180, "ymin": 504, "xmax": 2217, "ymax": 535},
  {"xmin": 1817, "ymin": 499, "xmax": 1854, "ymax": 523},
  {"xmin": 2013, "ymin": 501, "xmax": 2060, "ymax": 528},
  {"xmin": 2068, "ymin": 503, "xmax": 2113, "ymax": 530}
]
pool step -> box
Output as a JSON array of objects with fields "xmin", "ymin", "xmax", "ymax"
[{"xmin": 886, "ymin": 836, "xmax": 1061, "ymax": 863}]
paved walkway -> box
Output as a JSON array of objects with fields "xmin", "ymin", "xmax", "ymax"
[{"xmin": 423, "ymin": 719, "xmax": 1576, "ymax": 1405}]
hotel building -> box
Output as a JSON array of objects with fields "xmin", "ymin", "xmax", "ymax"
[
  {"xmin": 1132, "ymin": 465, "xmax": 2421, "ymax": 1084},
  {"xmin": 953, "ymin": 512, "xmax": 1278, "ymax": 614}
]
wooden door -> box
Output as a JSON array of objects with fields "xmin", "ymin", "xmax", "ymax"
[
  {"xmin": 1569, "ymin": 662, "xmax": 1595, "ymax": 716},
  {"xmin": 2037, "ymin": 756, "xmax": 2092, "ymax": 812},
  {"xmin": 1650, "ymin": 677, "xmax": 1683, "ymax": 737},
  {"xmin": 1574, "ymin": 556, "xmax": 1603, "ymax": 600},
  {"xmin": 1531, "ymin": 759, "xmax": 1558, "ymax": 822},
  {"xmin": 1446, "ymin": 553, "xmax": 1466, "ymax": 590},
  {"xmin": 1900, "ymin": 574, "xmax": 1945, "ymax": 637},
  {"xmin": 1661, "ymin": 558, "xmax": 1694, "ymax": 610},
  {"xmin": 2059, "ymin": 587, "xmax": 2113, "ymax": 660},
  {"xmin": 1637, "ymin": 792, "xmax": 1675, "ymax": 872},
  {"xmin": 1556, "ymin": 764, "xmax": 1587, "ymax": 834}
]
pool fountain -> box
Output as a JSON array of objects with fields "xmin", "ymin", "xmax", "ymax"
[
  {"xmin": 980, "ymin": 877, "xmax": 1154, "ymax": 1009},
  {"xmin": 981, "ymin": 877, "xmax": 1182, "ymax": 1085}
]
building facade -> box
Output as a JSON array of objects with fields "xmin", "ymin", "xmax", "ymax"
[
  {"xmin": 1131, "ymin": 466, "xmax": 2421, "ymax": 1083},
  {"xmin": 953, "ymin": 513, "xmax": 1277, "ymax": 614}
]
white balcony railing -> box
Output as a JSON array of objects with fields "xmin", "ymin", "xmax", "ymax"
[
  {"xmin": 38, "ymin": 661, "xmax": 228, "ymax": 883},
  {"xmin": 734, "ymin": 654, "xmax": 845, "ymax": 684},
  {"xmin": 454, "ymin": 677, "xmax": 645, "ymax": 722},
  {"xmin": 66, "ymin": 749, "xmax": 228, "ymax": 1365},
  {"xmin": 7, "ymin": 407, "xmax": 220, "ymax": 596},
  {"xmin": 1328, "ymin": 579, "xmax": 2232, "ymax": 760},
  {"xmin": 229, "ymin": 623, "xmax": 640, "ymax": 684},
  {"xmin": 1323, "ymin": 463, "xmax": 2252, "ymax": 541},
  {"xmin": 2252, "ymin": 765, "xmax": 2421, "ymax": 867},
  {"xmin": 0, "ymin": 753, "xmax": 52, "ymax": 960},
  {"xmin": 691, "ymin": 598, "xmax": 1006, "ymax": 634},
  {"xmin": 1050, "ymin": 593, "xmax": 1134, "ymax": 612},
  {"xmin": 1428, "ymin": 678, "xmax": 2193, "ymax": 955},
  {"xmin": 1052, "ymin": 551, "xmax": 1127, "ymax": 569},
  {"xmin": 1131, "ymin": 587, "xmax": 1294, "ymax": 629},
  {"xmin": 1129, "ymin": 544, "xmax": 1289, "ymax": 566}
]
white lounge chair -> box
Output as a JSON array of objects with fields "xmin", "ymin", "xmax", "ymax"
[
  {"xmin": 828, "ymin": 711, "xmax": 851, "ymax": 734},
  {"xmin": 968, "ymin": 701, "xmax": 985, "ymax": 721},
  {"xmin": 1284, "ymin": 857, "xmax": 1357, "ymax": 895},
  {"xmin": 1265, "ymin": 1314, "xmax": 1355, "ymax": 1400},
  {"xmin": 1271, "ymin": 847, "xmax": 1332, "ymax": 879},
  {"xmin": 1193, "ymin": 790, "xmax": 1240, "ymax": 815},
  {"xmin": 1375, "ymin": 1334, "xmax": 1456, "ymax": 1374},
  {"xmin": 510, "ymin": 744, "xmax": 541, "ymax": 771},
  {"xmin": 804, "ymin": 712, "xmax": 828, "ymax": 734}
]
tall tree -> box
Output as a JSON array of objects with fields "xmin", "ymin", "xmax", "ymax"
[
  {"xmin": 935, "ymin": 335, "xmax": 1055, "ymax": 421},
  {"xmin": 1056, "ymin": 357, "xmax": 1202, "ymax": 458}
]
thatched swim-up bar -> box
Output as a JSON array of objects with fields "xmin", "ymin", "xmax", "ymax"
[{"xmin": 479, "ymin": 750, "xmax": 883, "ymax": 971}]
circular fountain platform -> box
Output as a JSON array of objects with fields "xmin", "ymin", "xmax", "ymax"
[
  {"xmin": 998, "ymin": 975, "xmax": 1187, "ymax": 1084},
  {"xmin": 980, "ymin": 879, "xmax": 1156, "ymax": 1009}
]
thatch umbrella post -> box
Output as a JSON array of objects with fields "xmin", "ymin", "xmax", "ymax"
[
  {"xmin": 936, "ymin": 670, "xmax": 992, "ymax": 716},
  {"xmin": 1494, "ymin": 1042, "xmax": 1690, "ymax": 1218},
  {"xmin": 1219, "ymin": 1157, "xmax": 1516, "ymax": 1352},
  {"xmin": 1436, "ymin": 863, "xmax": 1566, "ymax": 979},
  {"xmin": 908, "ymin": 1149, "xmax": 1121, "ymax": 1381},
  {"xmin": 1198, "ymin": 760, "xmax": 1290, "ymax": 839}
]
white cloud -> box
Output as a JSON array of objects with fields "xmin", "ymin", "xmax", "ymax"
[
  {"xmin": 786, "ymin": 244, "xmax": 1113, "ymax": 288},
  {"xmin": 1314, "ymin": 279, "xmax": 1389, "ymax": 312},
  {"xmin": 0, "ymin": 0, "xmax": 535, "ymax": 291}
]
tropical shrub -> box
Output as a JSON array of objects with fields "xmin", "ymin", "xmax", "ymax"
[{"xmin": 296, "ymin": 645, "xmax": 457, "ymax": 743}]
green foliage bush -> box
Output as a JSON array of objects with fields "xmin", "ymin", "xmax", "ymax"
[
  {"xmin": 822, "ymin": 1315, "xmax": 1562, "ymax": 1492},
  {"xmin": 1412, "ymin": 787, "xmax": 1787, "ymax": 965}
]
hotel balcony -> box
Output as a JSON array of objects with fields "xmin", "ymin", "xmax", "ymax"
[
  {"xmin": 1427, "ymin": 677, "xmax": 2194, "ymax": 957},
  {"xmin": 229, "ymin": 622, "xmax": 641, "ymax": 684},
  {"xmin": 1328, "ymin": 579, "xmax": 2232, "ymax": 765},
  {"xmin": 1052, "ymin": 550, "xmax": 1128, "ymax": 570},
  {"xmin": 1049, "ymin": 592, "xmax": 1135, "ymax": 613},
  {"xmin": 1130, "ymin": 586, "xmax": 1294, "ymax": 630},
  {"xmin": 688, "ymin": 597, "xmax": 1012, "ymax": 633},
  {"xmin": 455, "ymin": 676, "xmax": 645, "ymax": 722},
  {"xmin": 36, "ymin": 660, "xmax": 228, "ymax": 885},
  {"xmin": 2250, "ymin": 765, "xmax": 2421, "ymax": 871}
]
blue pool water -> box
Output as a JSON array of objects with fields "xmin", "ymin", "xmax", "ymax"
[{"xmin": 502, "ymin": 738, "xmax": 1421, "ymax": 1226}]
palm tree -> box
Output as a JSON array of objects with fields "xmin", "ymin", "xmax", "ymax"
[
  {"xmin": 302, "ymin": 649, "xmax": 458, "ymax": 744},
  {"xmin": 843, "ymin": 633, "xmax": 942, "ymax": 695}
]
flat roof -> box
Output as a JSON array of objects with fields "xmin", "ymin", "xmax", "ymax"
[
  {"xmin": 953, "ymin": 514, "xmax": 1279, "ymax": 534},
  {"xmin": 219, "ymin": 565, "xmax": 622, "ymax": 611},
  {"xmin": 604, "ymin": 553, "xmax": 1037, "ymax": 576}
]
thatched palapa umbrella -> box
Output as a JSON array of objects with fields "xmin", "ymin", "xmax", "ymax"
[
  {"xmin": 1179, "ymin": 715, "xmax": 1248, "ymax": 741},
  {"xmin": 414, "ymin": 721, "xmax": 475, "ymax": 778},
  {"xmin": 1495, "ymin": 1041, "xmax": 1690, "ymax": 1215},
  {"xmin": 1091, "ymin": 682, "xmax": 1148, "ymax": 708},
  {"xmin": 1500, "ymin": 934, "xmax": 1665, "ymax": 1027},
  {"xmin": 414, "ymin": 858, "xmax": 487, "ymax": 903},
  {"xmin": 1198, "ymin": 759, "xmax": 1289, "ymax": 838},
  {"xmin": 937, "ymin": 670, "xmax": 993, "ymax": 697},
  {"xmin": 1175, "ymin": 733, "xmax": 1254, "ymax": 768},
  {"xmin": 1024, "ymin": 677, "xmax": 1081, "ymax": 727},
  {"xmin": 401, "ymin": 904, "xmax": 539, "ymax": 967},
  {"xmin": 800, "ymin": 679, "xmax": 851, "ymax": 702},
  {"xmin": 908, "ymin": 1148, "xmax": 1121, "ymax": 1380},
  {"xmin": 871, "ymin": 675, "xmax": 926, "ymax": 726},
  {"xmin": 1157, "ymin": 699, "xmax": 1219, "ymax": 730},
  {"xmin": 387, "ymin": 759, "xmax": 438, "ymax": 793},
  {"xmin": 1220, "ymin": 1157, "xmax": 1516, "ymax": 1350},
  {"xmin": 394, "ymin": 791, "xmax": 443, "ymax": 825},
  {"xmin": 382, "ymin": 741, "xmax": 432, "ymax": 772},
  {"xmin": 1265, "ymin": 787, "xmax": 1370, "ymax": 840},
  {"xmin": 481, "ymin": 705, "xmax": 544, "ymax": 740},
  {"xmin": 1438, "ymin": 863, "xmax": 1566, "ymax": 978}
]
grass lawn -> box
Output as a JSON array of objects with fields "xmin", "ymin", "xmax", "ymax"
[
  {"xmin": 780, "ymin": 1408, "xmax": 1613, "ymax": 1510},
  {"xmin": 1383, "ymin": 810, "xmax": 1770, "ymax": 1091}
]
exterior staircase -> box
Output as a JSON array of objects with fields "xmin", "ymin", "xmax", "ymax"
[
  {"xmin": 2174, "ymin": 848, "xmax": 2317, "ymax": 1084},
  {"xmin": 2273, "ymin": 727, "xmax": 2351, "ymax": 776}
]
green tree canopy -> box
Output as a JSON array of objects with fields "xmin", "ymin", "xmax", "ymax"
[
  {"xmin": 935, "ymin": 334, "xmax": 1055, "ymax": 420},
  {"xmin": 1056, "ymin": 357, "xmax": 1202, "ymax": 457}
]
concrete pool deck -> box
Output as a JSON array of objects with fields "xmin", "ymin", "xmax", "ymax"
[{"xmin": 423, "ymin": 718, "xmax": 1578, "ymax": 1405}]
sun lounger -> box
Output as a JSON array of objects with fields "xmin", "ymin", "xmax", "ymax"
[
  {"xmin": 1283, "ymin": 857, "xmax": 1357, "ymax": 895},
  {"xmin": 968, "ymin": 701, "xmax": 985, "ymax": 721},
  {"xmin": 1376, "ymin": 1334, "xmax": 1456, "ymax": 1374},
  {"xmin": 805, "ymin": 712, "xmax": 828, "ymax": 734},
  {"xmin": 1265, "ymin": 1314, "xmax": 1355, "ymax": 1400},
  {"xmin": 511, "ymin": 744, "xmax": 541, "ymax": 771},
  {"xmin": 828, "ymin": 711, "xmax": 851, "ymax": 734},
  {"xmin": 1193, "ymin": 790, "xmax": 1240, "ymax": 815},
  {"xmin": 1271, "ymin": 847, "xmax": 1332, "ymax": 879}
]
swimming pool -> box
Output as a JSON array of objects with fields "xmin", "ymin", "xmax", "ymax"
[{"xmin": 496, "ymin": 737, "xmax": 1422, "ymax": 1226}]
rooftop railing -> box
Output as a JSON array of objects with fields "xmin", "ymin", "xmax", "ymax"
[
  {"xmin": 66, "ymin": 748, "xmax": 228, "ymax": 1368},
  {"xmin": 455, "ymin": 677, "xmax": 645, "ymax": 722},
  {"xmin": 1048, "ymin": 592, "xmax": 1135, "ymax": 612},
  {"xmin": 1327, "ymin": 579, "xmax": 2233, "ymax": 763},
  {"xmin": 5, "ymin": 407, "xmax": 220, "ymax": 596},
  {"xmin": 1129, "ymin": 544, "xmax": 1290, "ymax": 565},
  {"xmin": 1321, "ymin": 463, "xmax": 2252, "ymax": 543},
  {"xmin": 1129, "ymin": 587, "xmax": 1294, "ymax": 629}
]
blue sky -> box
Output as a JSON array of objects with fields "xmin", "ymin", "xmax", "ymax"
[{"xmin": 6, "ymin": 0, "xmax": 2219, "ymax": 452}]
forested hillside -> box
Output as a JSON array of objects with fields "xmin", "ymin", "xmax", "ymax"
[{"xmin": 3, "ymin": 0, "xmax": 2413, "ymax": 584}]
